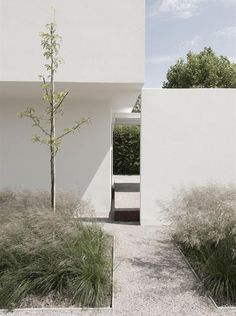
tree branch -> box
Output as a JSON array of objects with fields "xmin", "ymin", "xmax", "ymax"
[
  {"xmin": 42, "ymin": 76, "xmax": 50, "ymax": 99},
  {"xmin": 54, "ymin": 91, "xmax": 69, "ymax": 113},
  {"xmin": 56, "ymin": 118, "xmax": 90, "ymax": 141},
  {"xmin": 31, "ymin": 115, "xmax": 50, "ymax": 136}
]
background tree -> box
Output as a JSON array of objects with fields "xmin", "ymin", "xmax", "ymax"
[
  {"xmin": 163, "ymin": 47, "xmax": 236, "ymax": 88},
  {"xmin": 132, "ymin": 94, "xmax": 141, "ymax": 113},
  {"xmin": 19, "ymin": 23, "xmax": 89, "ymax": 213}
]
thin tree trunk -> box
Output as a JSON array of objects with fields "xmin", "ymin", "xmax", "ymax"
[
  {"xmin": 50, "ymin": 24, "xmax": 56, "ymax": 214},
  {"xmin": 50, "ymin": 145, "xmax": 56, "ymax": 213}
]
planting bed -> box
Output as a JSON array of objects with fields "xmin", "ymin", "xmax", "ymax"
[
  {"xmin": 167, "ymin": 185, "xmax": 236, "ymax": 309},
  {"xmin": 0, "ymin": 191, "xmax": 113, "ymax": 310},
  {"xmin": 176, "ymin": 243, "xmax": 236, "ymax": 311}
]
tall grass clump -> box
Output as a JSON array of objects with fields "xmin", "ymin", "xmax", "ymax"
[
  {"xmin": 0, "ymin": 191, "xmax": 112, "ymax": 309},
  {"xmin": 166, "ymin": 185, "xmax": 236, "ymax": 306}
]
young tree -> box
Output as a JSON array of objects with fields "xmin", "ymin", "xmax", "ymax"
[
  {"xmin": 163, "ymin": 47, "xmax": 236, "ymax": 88},
  {"xmin": 19, "ymin": 23, "xmax": 89, "ymax": 213},
  {"xmin": 132, "ymin": 94, "xmax": 141, "ymax": 113}
]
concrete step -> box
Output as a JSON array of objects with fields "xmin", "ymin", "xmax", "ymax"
[
  {"xmin": 115, "ymin": 182, "xmax": 140, "ymax": 192},
  {"xmin": 114, "ymin": 208, "xmax": 140, "ymax": 222},
  {"xmin": 113, "ymin": 176, "xmax": 140, "ymax": 222},
  {"xmin": 114, "ymin": 191, "xmax": 140, "ymax": 209}
]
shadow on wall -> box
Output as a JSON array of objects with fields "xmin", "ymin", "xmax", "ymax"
[
  {"xmin": 0, "ymin": 95, "xmax": 111, "ymax": 212},
  {"xmin": 56, "ymin": 99, "xmax": 111, "ymax": 197}
]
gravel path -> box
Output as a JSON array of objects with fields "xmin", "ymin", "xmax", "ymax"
[
  {"xmin": 1, "ymin": 222, "xmax": 235, "ymax": 316},
  {"xmin": 104, "ymin": 222, "xmax": 235, "ymax": 316}
]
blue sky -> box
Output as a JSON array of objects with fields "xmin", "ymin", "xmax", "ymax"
[{"xmin": 146, "ymin": 0, "xmax": 236, "ymax": 87}]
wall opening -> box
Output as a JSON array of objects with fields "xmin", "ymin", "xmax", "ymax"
[{"xmin": 111, "ymin": 113, "xmax": 141, "ymax": 222}]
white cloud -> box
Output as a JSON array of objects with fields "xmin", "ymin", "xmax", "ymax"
[
  {"xmin": 180, "ymin": 35, "xmax": 202, "ymax": 50},
  {"xmin": 147, "ymin": 35, "xmax": 202, "ymax": 66},
  {"xmin": 215, "ymin": 26, "xmax": 236, "ymax": 39},
  {"xmin": 146, "ymin": 55, "xmax": 179, "ymax": 64},
  {"xmin": 149, "ymin": 0, "xmax": 208, "ymax": 19},
  {"xmin": 218, "ymin": 0, "xmax": 236, "ymax": 7}
]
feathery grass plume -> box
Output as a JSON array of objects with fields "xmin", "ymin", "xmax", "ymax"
[
  {"xmin": 166, "ymin": 185, "xmax": 236, "ymax": 305},
  {"xmin": 0, "ymin": 191, "xmax": 112, "ymax": 308}
]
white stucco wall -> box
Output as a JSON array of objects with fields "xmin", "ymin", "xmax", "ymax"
[
  {"xmin": 0, "ymin": 85, "xmax": 112, "ymax": 216},
  {"xmin": 0, "ymin": 0, "xmax": 144, "ymax": 83},
  {"xmin": 141, "ymin": 89, "xmax": 236, "ymax": 225},
  {"xmin": 0, "ymin": 0, "xmax": 144, "ymax": 217}
]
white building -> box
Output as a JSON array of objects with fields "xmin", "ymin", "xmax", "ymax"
[
  {"xmin": 0, "ymin": 0, "xmax": 144, "ymax": 217},
  {"xmin": 1, "ymin": 1, "xmax": 236, "ymax": 224}
]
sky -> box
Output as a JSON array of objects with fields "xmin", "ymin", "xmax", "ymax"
[{"xmin": 146, "ymin": 0, "xmax": 236, "ymax": 87}]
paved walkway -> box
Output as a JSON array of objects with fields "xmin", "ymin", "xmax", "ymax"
[{"xmin": 1, "ymin": 223, "xmax": 235, "ymax": 316}]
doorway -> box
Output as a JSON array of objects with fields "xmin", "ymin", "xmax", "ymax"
[{"xmin": 111, "ymin": 113, "xmax": 141, "ymax": 222}]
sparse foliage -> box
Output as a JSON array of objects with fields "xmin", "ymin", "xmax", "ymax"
[
  {"xmin": 132, "ymin": 94, "xmax": 141, "ymax": 113},
  {"xmin": 19, "ymin": 23, "xmax": 90, "ymax": 212}
]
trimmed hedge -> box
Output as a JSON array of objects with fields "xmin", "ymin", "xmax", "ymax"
[{"xmin": 113, "ymin": 125, "xmax": 140, "ymax": 175}]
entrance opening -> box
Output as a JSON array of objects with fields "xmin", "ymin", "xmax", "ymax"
[{"xmin": 111, "ymin": 113, "xmax": 141, "ymax": 222}]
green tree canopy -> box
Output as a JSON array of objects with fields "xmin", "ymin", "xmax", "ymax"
[{"xmin": 163, "ymin": 47, "xmax": 236, "ymax": 88}]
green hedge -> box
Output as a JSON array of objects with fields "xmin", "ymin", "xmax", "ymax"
[{"xmin": 113, "ymin": 125, "xmax": 140, "ymax": 175}]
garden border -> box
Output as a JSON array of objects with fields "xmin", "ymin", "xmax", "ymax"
[
  {"xmin": 175, "ymin": 242, "xmax": 236, "ymax": 312},
  {"xmin": 0, "ymin": 236, "xmax": 115, "ymax": 315}
]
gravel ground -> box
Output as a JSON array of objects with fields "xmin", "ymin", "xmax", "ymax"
[
  {"xmin": 104, "ymin": 222, "xmax": 236, "ymax": 316},
  {"xmin": 1, "ymin": 222, "xmax": 236, "ymax": 316}
]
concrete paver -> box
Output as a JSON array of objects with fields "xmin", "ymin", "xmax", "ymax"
[{"xmin": 113, "ymin": 175, "xmax": 140, "ymax": 212}]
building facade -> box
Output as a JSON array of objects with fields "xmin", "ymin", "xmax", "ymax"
[{"xmin": 0, "ymin": 0, "xmax": 145, "ymax": 216}]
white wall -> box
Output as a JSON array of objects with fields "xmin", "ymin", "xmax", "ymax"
[
  {"xmin": 141, "ymin": 89, "xmax": 236, "ymax": 225},
  {"xmin": 0, "ymin": 0, "xmax": 144, "ymax": 217},
  {"xmin": 0, "ymin": 0, "xmax": 144, "ymax": 83},
  {"xmin": 0, "ymin": 85, "xmax": 112, "ymax": 216}
]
